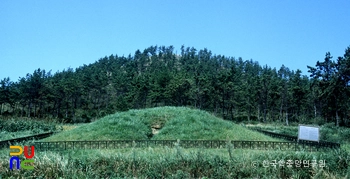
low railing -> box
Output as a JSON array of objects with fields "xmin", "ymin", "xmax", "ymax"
[
  {"xmin": 1, "ymin": 128, "xmax": 340, "ymax": 151},
  {"xmin": 32, "ymin": 139, "xmax": 336, "ymax": 151}
]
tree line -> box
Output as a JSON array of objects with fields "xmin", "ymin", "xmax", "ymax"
[{"xmin": 0, "ymin": 45, "xmax": 349, "ymax": 126}]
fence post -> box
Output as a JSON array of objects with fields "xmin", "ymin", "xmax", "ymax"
[{"xmin": 303, "ymin": 142, "xmax": 305, "ymax": 151}]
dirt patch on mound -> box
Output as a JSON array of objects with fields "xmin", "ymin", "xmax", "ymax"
[{"xmin": 151, "ymin": 124, "xmax": 161, "ymax": 135}]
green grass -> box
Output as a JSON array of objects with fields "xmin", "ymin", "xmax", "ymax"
[
  {"xmin": 43, "ymin": 106, "xmax": 280, "ymax": 141},
  {"xmin": 0, "ymin": 131, "xmax": 36, "ymax": 141},
  {"xmin": 0, "ymin": 118, "xmax": 60, "ymax": 140},
  {"xmin": 1, "ymin": 146, "xmax": 349, "ymax": 178}
]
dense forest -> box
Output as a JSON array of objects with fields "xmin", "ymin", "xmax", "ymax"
[{"xmin": 0, "ymin": 45, "xmax": 350, "ymax": 126}]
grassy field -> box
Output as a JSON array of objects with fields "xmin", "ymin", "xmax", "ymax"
[
  {"xmin": 0, "ymin": 145, "xmax": 349, "ymax": 178},
  {"xmin": 0, "ymin": 107, "xmax": 349, "ymax": 178}
]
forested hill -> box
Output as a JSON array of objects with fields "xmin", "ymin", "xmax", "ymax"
[{"xmin": 1, "ymin": 45, "xmax": 350, "ymax": 126}]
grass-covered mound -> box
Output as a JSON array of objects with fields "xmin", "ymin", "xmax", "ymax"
[{"xmin": 43, "ymin": 106, "xmax": 279, "ymax": 141}]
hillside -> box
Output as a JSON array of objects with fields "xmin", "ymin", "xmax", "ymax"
[
  {"xmin": 43, "ymin": 106, "xmax": 279, "ymax": 141},
  {"xmin": 2, "ymin": 45, "xmax": 350, "ymax": 127}
]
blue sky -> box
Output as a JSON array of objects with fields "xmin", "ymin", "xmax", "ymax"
[{"xmin": 1, "ymin": 1, "xmax": 349, "ymax": 81}]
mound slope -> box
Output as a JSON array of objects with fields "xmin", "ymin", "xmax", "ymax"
[{"xmin": 43, "ymin": 107, "xmax": 278, "ymax": 141}]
